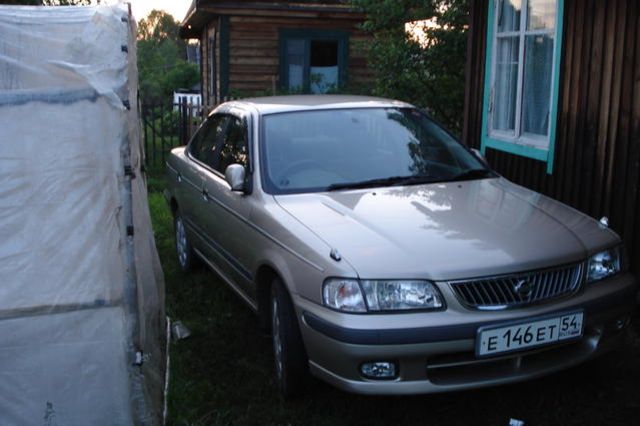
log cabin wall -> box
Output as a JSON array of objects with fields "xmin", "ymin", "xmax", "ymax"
[
  {"xmin": 463, "ymin": 0, "xmax": 640, "ymax": 277},
  {"xmin": 183, "ymin": 1, "xmax": 374, "ymax": 110},
  {"xmin": 226, "ymin": 15, "xmax": 371, "ymax": 95},
  {"xmin": 201, "ymin": 19, "xmax": 223, "ymax": 107}
]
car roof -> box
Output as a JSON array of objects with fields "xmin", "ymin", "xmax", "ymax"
[{"xmin": 227, "ymin": 95, "xmax": 414, "ymax": 115}]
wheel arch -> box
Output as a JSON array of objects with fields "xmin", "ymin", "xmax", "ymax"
[
  {"xmin": 169, "ymin": 197, "xmax": 179, "ymax": 217},
  {"xmin": 254, "ymin": 263, "xmax": 282, "ymax": 331}
]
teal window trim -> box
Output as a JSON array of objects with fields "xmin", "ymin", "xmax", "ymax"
[
  {"xmin": 279, "ymin": 29, "xmax": 349, "ymax": 93},
  {"xmin": 480, "ymin": 0, "xmax": 564, "ymax": 174}
]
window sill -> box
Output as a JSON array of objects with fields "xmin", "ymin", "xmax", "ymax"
[{"xmin": 481, "ymin": 136, "xmax": 553, "ymax": 173}]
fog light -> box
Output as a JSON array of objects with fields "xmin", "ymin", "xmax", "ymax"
[{"xmin": 360, "ymin": 362, "xmax": 397, "ymax": 380}]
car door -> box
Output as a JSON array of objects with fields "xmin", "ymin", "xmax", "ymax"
[
  {"xmin": 200, "ymin": 112, "xmax": 255, "ymax": 296},
  {"xmin": 179, "ymin": 114, "xmax": 228, "ymax": 257}
]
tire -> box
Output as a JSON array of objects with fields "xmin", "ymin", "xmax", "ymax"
[
  {"xmin": 271, "ymin": 278, "xmax": 309, "ymax": 399},
  {"xmin": 174, "ymin": 213, "xmax": 196, "ymax": 272}
]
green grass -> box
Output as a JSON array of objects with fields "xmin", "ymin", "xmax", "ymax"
[{"xmin": 147, "ymin": 173, "xmax": 640, "ymax": 426}]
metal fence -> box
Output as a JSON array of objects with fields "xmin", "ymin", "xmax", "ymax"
[{"xmin": 141, "ymin": 97, "xmax": 236, "ymax": 170}]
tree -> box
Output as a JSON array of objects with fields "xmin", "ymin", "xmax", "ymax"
[
  {"xmin": 137, "ymin": 10, "xmax": 199, "ymax": 104},
  {"xmin": 138, "ymin": 9, "xmax": 181, "ymax": 43},
  {"xmin": 351, "ymin": 0, "xmax": 469, "ymax": 135}
]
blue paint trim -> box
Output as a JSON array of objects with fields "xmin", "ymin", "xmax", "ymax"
[
  {"xmin": 484, "ymin": 138, "xmax": 549, "ymax": 162},
  {"xmin": 480, "ymin": 0, "xmax": 565, "ymax": 175},
  {"xmin": 546, "ymin": 0, "xmax": 565, "ymax": 174}
]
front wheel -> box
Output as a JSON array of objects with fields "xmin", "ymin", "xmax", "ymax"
[
  {"xmin": 174, "ymin": 213, "xmax": 196, "ymax": 272},
  {"xmin": 271, "ymin": 278, "xmax": 309, "ymax": 399}
]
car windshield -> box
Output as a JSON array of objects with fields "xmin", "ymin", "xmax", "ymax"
[{"xmin": 261, "ymin": 107, "xmax": 493, "ymax": 194}]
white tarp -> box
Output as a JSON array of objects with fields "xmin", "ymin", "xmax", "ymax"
[{"xmin": 0, "ymin": 4, "xmax": 166, "ymax": 425}]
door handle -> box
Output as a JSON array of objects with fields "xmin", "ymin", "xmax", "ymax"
[
  {"xmin": 202, "ymin": 188, "xmax": 209, "ymax": 201},
  {"xmin": 176, "ymin": 172, "xmax": 182, "ymax": 183}
]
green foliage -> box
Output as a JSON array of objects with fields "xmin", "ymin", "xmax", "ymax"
[
  {"xmin": 137, "ymin": 10, "xmax": 200, "ymax": 104},
  {"xmin": 351, "ymin": 0, "xmax": 469, "ymax": 135},
  {"xmin": 137, "ymin": 9, "xmax": 181, "ymax": 42}
]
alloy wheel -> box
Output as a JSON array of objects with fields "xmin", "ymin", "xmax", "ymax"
[
  {"xmin": 272, "ymin": 295, "xmax": 284, "ymax": 380},
  {"xmin": 175, "ymin": 217, "xmax": 188, "ymax": 268}
]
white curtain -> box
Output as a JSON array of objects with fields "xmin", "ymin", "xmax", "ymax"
[
  {"xmin": 493, "ymin": 36, "xmax": 519, "ymax": 133},
  {"xmin": 521, "ymin": 34, "xmax": 554, "ymax": 136}
]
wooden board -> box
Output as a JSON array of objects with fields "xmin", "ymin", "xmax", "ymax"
[
  {"xmin": 223, "ymin": 15, "xmax": 371, "ymax": 94},
  {"xmin": 462, "ymin": 0, "xmax": 640, "ymax": 278}
]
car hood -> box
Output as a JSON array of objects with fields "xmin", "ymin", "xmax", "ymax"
[{"xmin": 274, "ymin": 178, "xmax": 619, "ymax": 281}]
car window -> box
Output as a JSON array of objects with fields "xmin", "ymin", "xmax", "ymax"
[
  {"xmin": 261, "ymin": 107, "xmax": 488, "ymax": 194},
  {"xmin": 216, "ymin": 116, "xmax": 249, "ymax": 174},
  {"xmin": 188, "ymin": 114, "xmax": 228, "ymax": 170}
]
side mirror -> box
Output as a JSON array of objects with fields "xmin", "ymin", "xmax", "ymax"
[
  {"xmin": 471, "ymin": 148, "xmax": 489, "ymax": 167},
  {"xmin": 225, "ymin": 164, "xmax": 246, "ymax": 192}
]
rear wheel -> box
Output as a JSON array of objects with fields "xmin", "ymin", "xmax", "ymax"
[
  {"xmin": 271, "ymin": 278, "xmax": 309, "ymax": 398},
  {"xmin": 174, "ymin": 213, "xmax": 196, "ymax": 272}
]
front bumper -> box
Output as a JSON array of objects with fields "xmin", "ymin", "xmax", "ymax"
[{"xmin": 296, "ymin": 273, "xmax": 637, "ymax": 395}]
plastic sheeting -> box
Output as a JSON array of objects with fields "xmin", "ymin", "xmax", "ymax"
[{"xmin": 0, "ymin": 4, "xmax": 166, "ymax": 425}]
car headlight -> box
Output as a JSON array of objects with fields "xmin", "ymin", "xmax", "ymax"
[
  {"xmin": 323, "ymin": 279, "xmax": 366, "ymax": 313},
  {"xmin": 361, "ymin": 280, "xmax": 444, "ymax": 311},
  {"xmin": 587, "ymin": 247, "xmax": 621, "ymax": 283},
  {"xmin": 323, "ymin": 279, "xmax": 444, "ymax": 312}
]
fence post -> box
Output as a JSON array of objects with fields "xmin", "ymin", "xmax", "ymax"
[
  {"xmin": 188, "ymin": 100, "xmax": 194, "ymax": 142},
  {"xmin": 180, "ymin": 97, "xmax": 188, "ymax": 146}
]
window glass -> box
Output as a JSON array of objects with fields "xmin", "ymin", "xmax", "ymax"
[
  {"xmin": 286, "ymin": 39, "xmax": 305, "ymax": 91},
  {"xmin": 262, "ymin": 108, "xmax": 486, "ymax": 194},
  {"xmin": 282, "ymin": 32, "xmax": 346, "ymax": 94},
  {"xmin": 492, "ymin": 37, "xmax": 519, "ymax": 133},
  {"xmin": 497, "ymin": 0, "xmax": 521, "ymax": 32},
  {"xmin": 189, "ymin": 115, "xmax": 227, "ymax": 170},
  {"xmin": 217, "ymin": 116, "xmax": 248, "ymax": 173},
  {"xmin": 521, "ymin": 34, "xmax": 554, "ymax": 135},
  {"xmin": 489, "ymin": 0, "xmax": 557, "ymax": 148},
  {"xmin": 310, "ymin": 40, "xmax": 338, "ymax": 94},
  {"xmin": 527, "ymin": 0, "xmax": 556, "ymax": 30}
]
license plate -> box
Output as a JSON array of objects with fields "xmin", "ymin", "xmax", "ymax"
[{"xmin": 476, "ymin": 311, "xmax": 584, "ymax": 357}]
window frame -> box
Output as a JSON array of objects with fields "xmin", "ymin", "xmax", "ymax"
[
  {"xmin": 187, "ymin": 113, "xmax": 229, "ymax": 173},
  {"xmin": 216, "ymin": 115, "xmax": 250, "ymax": 175},
  {"xmin": 480, "ymin": 0, "xmax": 565, "ymax": 174},
  {"xmin": 258, "ymin": 107, "xmax": 491, "ymax": 196},
  {"xmin": 187, "ymin": 112, "xmax": 252, "ymax": 181},
  {"xmin": 278, "ymin": 28, "xmax": 349, "ymax": 93}
]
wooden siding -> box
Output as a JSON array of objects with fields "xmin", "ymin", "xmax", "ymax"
[
  {"xmin": 463, "ymin": 0, "xmax": 640, "ymax": 276},
  {"xmin": 199, "ymin": 14, "xmax": 372, "ymax": 102}
]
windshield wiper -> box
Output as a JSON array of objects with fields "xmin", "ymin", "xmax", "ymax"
[
  {"xmin": 327, "ymin": 175, "xmax": 438, "ymax": 191},
  {"xmin": 447, "ymin": 168, "xmax": 496, "ymax": 182}
]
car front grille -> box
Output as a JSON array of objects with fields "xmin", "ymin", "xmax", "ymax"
[{"xmin": 449, "ymin": 263, "xmax": 583, "ymax": 310}]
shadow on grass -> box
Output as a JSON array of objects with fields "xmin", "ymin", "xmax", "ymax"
[{"xmin": 148, "ymin": 177, "xmax": 640, "ymax": 426}]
